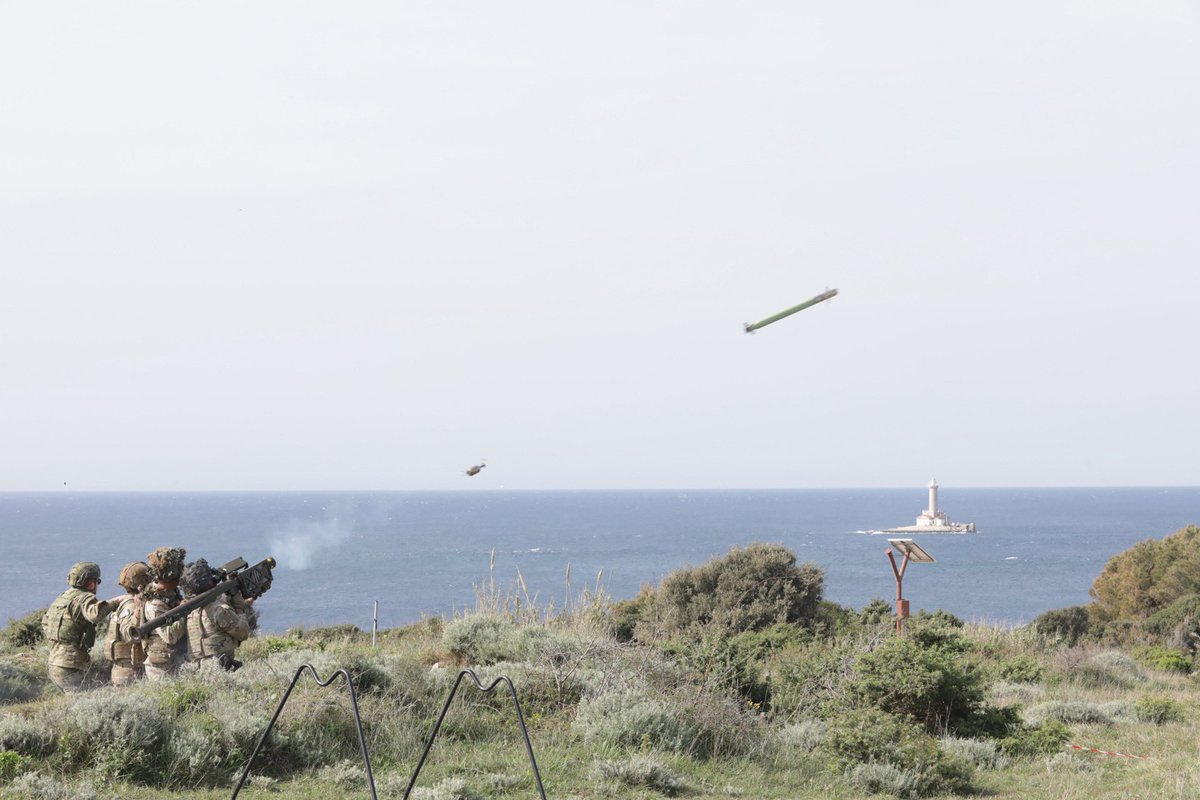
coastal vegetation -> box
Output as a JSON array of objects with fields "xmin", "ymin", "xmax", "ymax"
[{"xmin": 2, "ymin": 534, "xmax": 1200, "ymax": 799}]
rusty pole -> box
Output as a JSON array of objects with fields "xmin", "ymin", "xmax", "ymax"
[{"xmin": 886, "ymin": 548, "xmax": 911, "ymax": 635}]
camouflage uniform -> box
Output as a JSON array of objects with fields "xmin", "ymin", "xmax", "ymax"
[
  {"xmin": 142, "ymin": 547, "xmax": 188, "ymax": 681},
  {"xmin": 180, "ymin": 559, "xmax": 250, "ymax": 668},
  {"xmin": 104, "ymin": 562, "xmax": 151, "ymax": 687},
  {"xmin": 186, "ymin": 595, "xmax": 250, "ymax": 664},
  {"xmin": 42, "ymin": 562, "xmax": 118, "ymax": 693}
]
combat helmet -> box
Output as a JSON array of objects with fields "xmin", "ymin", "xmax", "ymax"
[
  {"xmin": 118, "ymin": 561, "xmax": 152, "ymax": 593},
  {"xmin": 67, "ymin": 562, "xmax": 101, "ymax": 589},
  {"xmin": 146, "ymin": 547, "xmax": 187, "ymax": 583},
  {"xmin": 179, "ymin": 559, "xmax": 218, "ymax": 599}
]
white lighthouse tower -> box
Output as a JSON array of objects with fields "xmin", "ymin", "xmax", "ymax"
[
  {"xmin": 882, "ymin": 478, "xmax": 975, "ymax": 533},
  {"xmin": 916, "ymin": 478, "xmax": 948, "ymax": 528}
]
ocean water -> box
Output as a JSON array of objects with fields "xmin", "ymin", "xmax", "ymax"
[{"xmin": 1, "ymin": 488, "xmax": 1197, "ymax": 633}]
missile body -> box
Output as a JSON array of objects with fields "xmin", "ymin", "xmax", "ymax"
[{"xmin": 744, "ymin": 289, "xmax": 838, "ymax": 333}]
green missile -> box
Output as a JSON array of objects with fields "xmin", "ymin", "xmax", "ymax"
[{"xmin": 744, "ymin": 288, "xmax": 839, "ymax": 333}]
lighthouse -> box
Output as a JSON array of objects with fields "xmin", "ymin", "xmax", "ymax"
[{"xmin": 881, "ymin": 479, "xmax": 976, "ymax": 533}]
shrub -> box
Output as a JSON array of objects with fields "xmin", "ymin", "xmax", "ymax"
[
  {"xmin": 594, "ymin": 755, "xmax": 687, "ymax": 796},
  {"xmin": 573, "ymin": 689, "xmax": 689, "ymax": 752},
  {"xmin": 846, "ymin": 635, "xmax": 989, "ymax": 734},
  {"xmin": 610, "ymin": 588, "xmax": 652, "ymax": 643},
  {"xmin": 998, "ymin": 719, "xmax": 1070, "ymax": 758},
  {"xmin": 6, "ymin": 773, "xmax": 97, "ymax": 800},
  {"xmin": 1062, "ymin": 650, "xmax": 1145, "ymax": 689},
  {"xmin": 62, "ymin": 691, "xmax": 169, "ymax": 780},
  {"xmin": 667, "ymin": 622, "xmax": 810, "ymax": 705},
  {"xmin": 767, "ymin": 640, "xmax": 858, "ymax": 719},
  {"xmin": 845, "ymin": 762, "xmax": 923, "ymax": 798},
  {"xmin": 640, "ymin": 544, "xmax": 824, "ymax": 639},
  {"xmin": 1, "ymin": 609, "xmax": 46, "ymax": 649},
  {"xmin": 775, "ymin": 719, "xmax": 824, "ymax": 752},
  {"xmin": 0, "ymin": 714, "xmax": 55, "ymax": 757},
  {"xmin": 1144, "ymin": 594, "xmax": 1200, "ymax": 648},
  {"xmin": 1130, "ymin": 644, "xmax": 1192, "ymax": 673},
  {"xmin": 856, "ymin": 598, "xmax": 893, "ymax": 627},
  {"xmin": 407, "ymin": 777, "xmax": 480, "ymax": 800},
  {"xmin": 0, "ymin": 664, "xmax": 41, "ymax": 705},
  {"xmin": 1090, "ymin": 525, "xmax": 1200, "ymax": 620},
  {"xmin": 997, "ymin": 654, "xmax": 1043, "ymax": 684},
  {"xmin": 572, "ymin": 687, "xmax": 757, "ymax": 759},
  {"xmin": 989, "ymin": 680, "xmax": 1045, "ymax": 704},
  {"xmin": 0, "ymin": 749, "xmax": 32, "ymax": 781},
  {"xmin": 819, "ymin": 708, "xmax": 973, "ymax": 797},
  {"xmin": 441, "ymin": 615, "xmax": 526, "ymax": 665},
  {"xmin": 1032, "ymin": 606, "xmax": 1091, "ymax": 644},
  {"xmin": 1134, "ymin": 695, "xmax": 1183, "ymax": 725},
  {"xmin": 939, "ymin": 736, "xmax": 1010, "ymax": 770},
  {"xmin": 1023, "ymin": 701, "xmax": 1122, "ymax": 726}
]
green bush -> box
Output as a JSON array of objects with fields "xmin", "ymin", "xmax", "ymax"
[
  {"xmin": 846, "ymin": 635, "xmax": 989, "ymax": 735},
  {"xmin": 1130, "ymin": 644, "xmax": 1192, "ymax": 673},
  {"xmin": 857, "ymin": 598, "xmax": 893, "ymax": 627},
  {"xmin": 1063, "ymin": 650, "xmax": 1145, "ymax": 689},
  {"xmin": 641, "ymin": 543, "xmax": 824, "ymax": 639},
  {"xmin": 766, "ymin": 640, "xmax": 858, "ymax": 719},
  {"xmin": 6, "ymin": 773, "xmax": 97, "ymax": 800},
  {"xmin": 997, "ymin": 654, "xmax": 1043, "ymax": 684},
  {"xmin": 1, "ymin": 609, "xmax": 46, "ymax": 649},
  {"xmin": 0, "ymin": 663, "xmax": 42, "ymax": 705},
  {"xmin": 1134, "ymin": 695, "xmax": 1183, "ymax": 725},
  {"xmin": 61, "ymin": 691, "xmax": 169, "ymax": 781},
  {"xmin": 819, "ymin": 708, "xmax": 973, "ymax": 797},
  {"xmin": 0, "ymin": 714, "xmax": 56, "ymax": 757},
  {"xmin": 573, "ymin": 689, "xmax": 693, "ymax": 752},
  {"xmin": 998, "ymin": 719, "xmax": 1070, "ymax": 758},
  {"xmin": 1090, "ymin": 525, "xmax": 1200, "ymax": 620},
  {"xmin": 0, "ymin": 749, "xmax": 32, "ymax": 781},
  {"xmin": 1023, "ymin": 700, "xmax": 1124, "ymax": 726},
  {"xmin": 441, "ymin": 615, "xmax": 527, "ymax": 664},
  {"xmin": 845, "ymin": 762, "xmax": 923, "ymax": 798},
  {"xmin": 1033, "ymin": 605, "xmax": 1091, "ymax": 644},
  {"xmin": 594, "ymin": 755, "xmax": 687, "ymax": 796},
  {"xmin": 775, "ymin": 719, "xmax": 824, "ymax": 752},
  {"xmin": 1144, "ymin": 594, "xmax": 1200, "ymax": 647},
  {"xmin": 939, "ymin": 736, "xmax": 1010, "ymax": 770}
]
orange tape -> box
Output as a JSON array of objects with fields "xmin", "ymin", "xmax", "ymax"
[{"xmin": 1068, "ymin": 743, "xmax": 1149, "ymax": 760}]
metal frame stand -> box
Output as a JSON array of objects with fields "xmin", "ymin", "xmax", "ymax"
[
  {"xmin": 231, "ymin": 664, "xmax": 377, "ymax": 799},
  {"xmin": 403, "ymin": 668, "xmax": 548, "ymax": 800}
]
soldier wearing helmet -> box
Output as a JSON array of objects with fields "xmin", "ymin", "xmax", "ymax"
[
  {"xmin": 41, "ymin": 562, "xmax": 123, "ymax": 693},
  {"xmin": 179, "ymin": 559, "xmax": 251, "ymax": 671},
  {"xmin": 104, "ymin": 562, "xmax": 152, "ymax": 686},
  {"xmin": 141, "ymin": 547, "xmax": 189, "ymax": 681}
]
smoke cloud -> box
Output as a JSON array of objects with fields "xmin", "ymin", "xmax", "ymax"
[{"xmin": 267, "ymin": 515, "xmax": 354, "ymax": 571}]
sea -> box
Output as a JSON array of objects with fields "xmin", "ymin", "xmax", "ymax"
[{"xmin": 1, "ymin": 488, "xmax": 1197, "ymax": 634}]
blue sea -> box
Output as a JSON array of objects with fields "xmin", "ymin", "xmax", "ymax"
[{"xmin": 1, "ymin": 488, "xmax": 1197, "ymax": 633}]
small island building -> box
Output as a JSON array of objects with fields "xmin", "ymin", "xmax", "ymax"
[{"xmin": 883, "ymin": 479, "xmax": 975, "ymax": 533}]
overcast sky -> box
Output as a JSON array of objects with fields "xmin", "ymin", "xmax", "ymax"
[{"xmin": 1, "ymin": 2, "xmax": 1197, "ymax": 491}]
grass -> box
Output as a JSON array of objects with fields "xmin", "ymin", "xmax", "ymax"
[{"xmin": 5, "ymin": 567, "xmax": 1200, "ymax": 799}]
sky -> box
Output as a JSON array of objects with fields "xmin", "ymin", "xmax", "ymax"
[{"xmin": 1, "ymin": 2, "xmax": 1197, "ymax": 491}]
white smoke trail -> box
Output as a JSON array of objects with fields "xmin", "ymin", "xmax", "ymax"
[{"xmin": 267, "ymin": 515, "xmax": 354, "ymax": 571}]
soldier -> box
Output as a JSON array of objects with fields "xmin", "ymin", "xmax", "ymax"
[
  {"xmin": 104, "ymin": 561, "xmax": 151, "ymax": 687},
  {"xmin": 179, "ymin": 559, "xmax": 251, "ymax": 670},
  {"xmin": 142, "ymin": 547, "xmax": 188, "ymax": 681},
  {"xmin": 41, "ymin": 562, "xmax": 123, "ymax": 693}
]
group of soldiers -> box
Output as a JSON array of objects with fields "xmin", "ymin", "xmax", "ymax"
[{"xmin": 42, "ymin": 546, "xmax": 255, "ymax": 693}]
